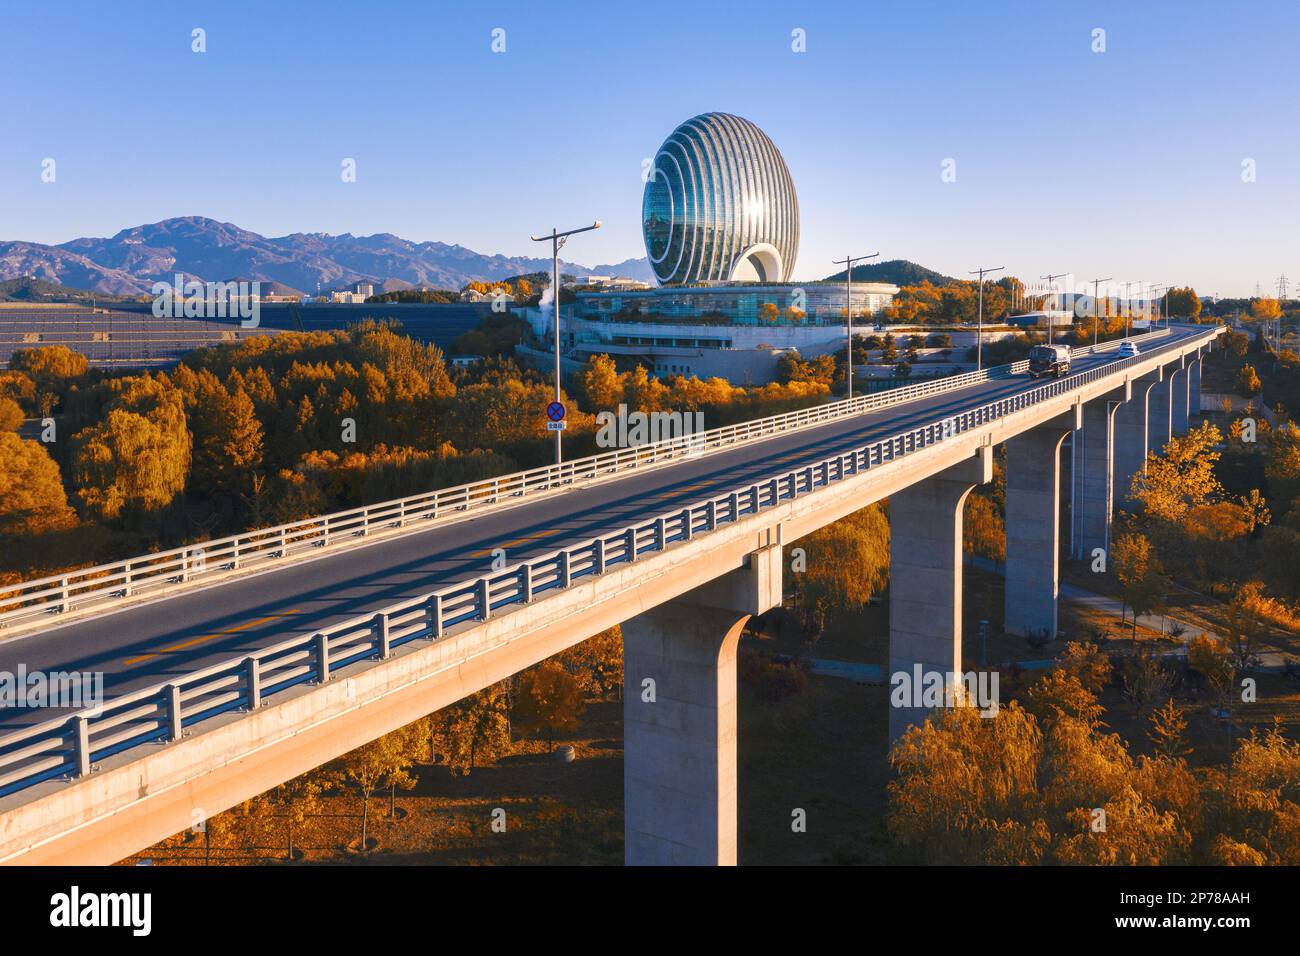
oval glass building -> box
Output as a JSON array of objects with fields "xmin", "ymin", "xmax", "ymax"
[{"xmin": 642, "ymin": 112, "xmax": 799, "ymax": 286}]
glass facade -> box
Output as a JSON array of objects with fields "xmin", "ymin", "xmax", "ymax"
[
  {"xmin": 642, "ymin": 113, "xmax": 800, "ymax": 285},
  {"xmin": 574, "ymin": 283, "xmax": 896, "ymax": 326}
]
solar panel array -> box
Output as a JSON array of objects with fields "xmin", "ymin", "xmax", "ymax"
[{"xmin": 0, "ymin": 303, "xmax": 491, "ymax": 368}]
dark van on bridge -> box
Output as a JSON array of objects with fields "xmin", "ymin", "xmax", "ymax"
[{"xmin": 1028, "ymin": 344, "xmax": 1071, "ymax": 379}]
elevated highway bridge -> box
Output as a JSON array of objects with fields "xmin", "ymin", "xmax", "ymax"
[{"xmin": 0, "ymin": 323, "xmax": 1217, "ymax": 864}]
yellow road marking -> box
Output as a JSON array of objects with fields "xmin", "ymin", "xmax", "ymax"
[
  {"xmin": 651, "ymin": 481, "xmax": 715, "ymax": 499},
  {"xmin": 470, "ymin": 528, "xmax": 561, "ymax": 558},
  {"xmin": 123, "ymin": 611, "xmax": 301, "ymax": 666}
]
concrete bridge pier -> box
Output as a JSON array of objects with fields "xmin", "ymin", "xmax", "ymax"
[
  {"xmin": 622, "ymin": 542, "xmax": 782, "ymax": 866},
  {"xmin": 1073, "ymin": 383, "xmax": 1129, "ymax": 559},
  {"xmin": 888, "ymin": 446, "xmax": 993, "ymax": 741},
  {"xmin": 1003, "ymin": 407, "xmax": 1080, "ymax": 640},
  {"xmin": 1148, "ymin": 370, "xmax": 1173, "ymax": 457},
  {"xmin": 1187, "ymin": 355, "xmax": 1202, "ymax": 418},
  {"xmin": 1171, "ymin": 361, "xmax": 1190, "ymax": 434},
  {"xmin": 1113, "ymin": 375, "xmax": 1158, "ymax": 512}
]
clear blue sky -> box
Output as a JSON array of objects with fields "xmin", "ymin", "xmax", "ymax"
[{"xmin": 2, "ymin": 0, "xmax": 1296, "ymax": 296}]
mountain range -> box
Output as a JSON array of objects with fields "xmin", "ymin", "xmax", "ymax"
[{"xmin": 0, "ymin": 216, "xmax": 656, "ymax": 296}]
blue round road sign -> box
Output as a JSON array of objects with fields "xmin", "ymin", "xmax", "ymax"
[{"xmin": 546, "ymin": 401, "xmax": 566, "ymax": 422}]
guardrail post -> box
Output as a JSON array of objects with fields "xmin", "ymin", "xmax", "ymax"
[
  {"xmin": 181, "ymin": 549, "xmax": 189, "ymax": 583},
  {"xmin": 397, "ymin": 501, "xmax": 406, "ymax": 527},
  {"xmin": 521, "ymin": 563, "xmax": 533, "ymax": 603},
  {"xmin": 72, "ymin": 714, "xmax": 92, "ymax": 777},
  {"xmin": 279, "ymin": 528, "xmax": 287, "ymax": 555},
  {"xmin": 626, "ymin": 527, "xmax": 637, "ymax": 562},
  {"xmin": 559, "ymin": 550, "xmax": 572, "ymax": 588},
  {"xmin": 478, "ymin": 579, "xmax": 492, "ymax": 621},
  {"xmin": 361, "ymin": 509, "xmax": 369, "ymax": 536},
  {"xmin": 314, "ymin": 633, "xmax": 330, "ymax": 683},
  {"xmin": 729, "ymin": 492, "xmax": 739, "ymax": 522},
  {"xmin": 706, "ymin": 500, "xmax": 717, "ymax": 531},
  {"xmin": 60, "ymin": 575, "xmax": 70, "ymax": 613},
  {"xmin": 425, "ymin": 594, "xmax": 443, "ymax": 640},
  {"xmin": 166, "ymin": 684, "xmax": 183, "ymax": 741},
  {"xmin": 594, "ymin": 538, "xmax": 606, "ymax": 574},
  {"xmin": 232, "ymin": 540, "xmax": 241, "ymax": 569},
  {"xmin": 681, "ymin": 508, "xmax": 693, "ymax": 541},
  {"xmin": 244, "ymin": 657, "xmax": 261, "ymax": 710},
  {"xmin": 123, "ymin": 564, "xmax": 133, "ymax": 597},
  {"xmin": 374, "ymin": 612, "xmax": 390, "ymax": 659},
  {"xmin": 322, "ymin": 516, "xmax": 331, "ymax": 548}
]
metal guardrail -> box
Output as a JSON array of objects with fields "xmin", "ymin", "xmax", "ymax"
[
  {"xmin": 0, "ymin": 327, "xmax": 1168, "ymax": 633},
  {"xmin": 0, "ymin": 325, "xmax": 1213, "ymax": 798}
]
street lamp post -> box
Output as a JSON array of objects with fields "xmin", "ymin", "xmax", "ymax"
[
  {"xmin": 531, "ymin": 220, "xmax": 601, "ymax": 465},
  {"xmin": 831, "ymin": 251, "xmax": 879, "ymax": 399},
  {"xmin": 1148, "ymin": 284, "xmax": 1167, "ymax": 331},
  {"xmin": 1122, "ymin": 281, "xmax": 1136, "ymax": 337},
  {"xmin": 1040, "ymin": 272, "xmax": 1067, "ymax": 343},
  {"xmin": 1089, "ymin": 277, "xmax": 1112, "ymax": 346},
  {"xmin": 969, "ymin": 266, "xmax": 1004, "ymax": 371}
]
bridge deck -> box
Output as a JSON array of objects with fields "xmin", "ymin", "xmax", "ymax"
[{"xmin": 0, "ymin": 327, "xmax": 1204, "ymax": 735}]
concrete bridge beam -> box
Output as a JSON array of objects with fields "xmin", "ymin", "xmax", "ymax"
[
  {"xmin": 1074, "ymin": 384, "xmax": 1128, "ymax": 559},
  {"xmin": 1003, "ymin": 408, "xmax": 1080, "ymax": 640},
  {"xmin": 888, "ymin": 447, "xmax": 993, "ymax": 741},
  {"xmin": 622, "ymin": 542, "xmax": 781, "ymax": 866}
]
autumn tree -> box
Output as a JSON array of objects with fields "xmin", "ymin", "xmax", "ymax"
[
  {"xmin": 0, "ymin": 397, "xmax": 22, "ymax": 431},
  {"xmin": 333, "ymin": 727, "xmax": 422, "ymax": 849},
  {"xmin": 513, "ymin": 660, "xmax": 585, "ymax": 750},
  {"xmin": 435, "ymin": 684, "xmax": 512, "ymax": 774},
  {"xmin": 963, "ymin": 491, "xmax": 1006, "ymax": 564},
  {"xmin": 1111, "ymin": 531, "xmax": 1167, "ymax": 636},
  {"xmin": 0, "ymin": 432, "xmax": 77, "ymax": 537},
  {"xmin": 1202, "ymin": 724, "xmax": 1300, "ymax": 864},
  {"xmin": 260, "ymin": 772, "xmax": 324, "ymax": 860},
  {"xmin": 1188, "ymin": 634, "xmax": 1235, "ymax": 715},
  {"xmin": 1148, "ymin": 698, "xmax": 1191, "ymax": 761},
  {"xmin": 1236, "ymin": 363, "xmax": 1262, "ymax": 398},
  {"xmin": 792, "ymin": 502, "xmax": 890, "ymax": 637},
  {"xmin": 1165, "ymin": 287, "xmax": 1201, "ymax": 320},
  {"xmin": 1251, "ymin": 298, "xmax": 1283, "ymax": 322},
  {"xmin": 68, "ymin": 375, "xmax": 191, "ymax": 521},
  {"xmin": 557, "ymin": 626, "xmax": 624, "ymax": 698},
  {"xmin": 1129, "ymin": 422, "xmax": 1224, "ymax": 523}
]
